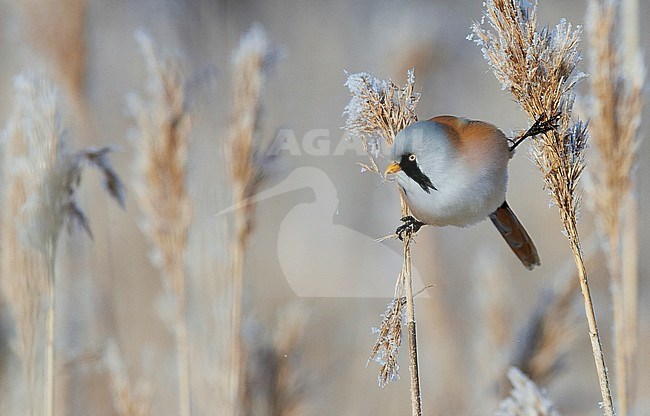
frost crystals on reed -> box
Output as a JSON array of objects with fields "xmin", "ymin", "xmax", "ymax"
[
  {"xmin": 471, "ymin": 1, "xmax": 615, "ymax": 414},
  {"xmin": 369, "ymin": 296, "xmax": 405, "ymax": 386},
  {"xmin": 344, "ymin": 70, "xmax": 419, "ymax": 176},
  {"xmin": 496, "ymin": 367, "xmax": 561, "ymax": 416}
]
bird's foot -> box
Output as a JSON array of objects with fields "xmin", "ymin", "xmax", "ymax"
[
  {"xmin": 510, "ymin": 113, "xmax": 561, "ymax": 151},
  {"xmin": 396, "ymin": 216, "xmax": 425, "ymax": 241},
  {"xmin": 526, "ymin": 113, "xmax": 561, "ymax": 137}
]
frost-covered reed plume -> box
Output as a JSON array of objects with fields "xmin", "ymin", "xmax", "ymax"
[
  {"xmin": 129, "ymin": 31, "xmax": 192, "ymax": 416},
  {"xmin": 344, "ymin": 71, "xmax": 423, "ymax": 415},
  {"xmin": 226, "ymin": 24, "xmax": 278, "ymax": 413},
  {"xmin": 496, "ymin": 368, "xmax": 560, "ymax": 416},
  {"xmin": 1, "ymin": 73, "xmax": 123, "ymax": 416},
  {"xmin": 584, "ymin": 0, "xmax": 644, "ymax": 414},
  {"xmin": 471, "ymin": 1, "xmax": 614, "ymax": 414},
  {"xmin": 344, "ymin": 71, "xmax": 419, "ymax": 176}
]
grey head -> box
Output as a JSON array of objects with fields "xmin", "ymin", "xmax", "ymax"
[{"xmin": 389, "ymin": 120, "xmax": 458, "ymax": 193}]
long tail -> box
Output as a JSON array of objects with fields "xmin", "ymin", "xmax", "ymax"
[{"xmin": 489, "ymin": 201, "xmax": 540, "ymax": 270}]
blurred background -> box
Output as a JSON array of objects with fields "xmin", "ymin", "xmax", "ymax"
[{"xmin": 0, "ymin": 0, "xmax": 647, "ymax": 415}]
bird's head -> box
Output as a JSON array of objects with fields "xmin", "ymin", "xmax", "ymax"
[{"xmin": 385, "ymin": 120, "xmax": 458, "ymax": 194}]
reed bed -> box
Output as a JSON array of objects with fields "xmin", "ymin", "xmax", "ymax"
[{"xmin": 0, "ymin": 1, "xmax": 646, "ymax": 415}]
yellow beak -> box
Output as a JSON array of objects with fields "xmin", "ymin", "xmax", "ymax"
[{"xmin": 385, "ymin": 162, "xmax": 402, "ymax": 175}]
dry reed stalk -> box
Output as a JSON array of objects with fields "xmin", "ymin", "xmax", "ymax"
[
  {"xmin": 187, "ymin": 213, "xmax": 237, "ymax": 415},
  {"xmin": 584, "ymin": 1, "xmax": 644, "ymax": 413},
  {"xmin": 510, "ymin": 248, "xmax": 589, "ymax": 384},
  {"xmin": 1, "ymin": 74, "xmax": 54, "ymax": 416},
  {"xmin": 621, "ymin": 0, "xmax": 641, "ymax": 410},
  {"xmin": 471, "ymin": 1, "xmax": 615, "ymax": 414},
  {"xmin": 507, "ymin": 238, "xmax": 601, "ymax": 388},
  {"xmin": 129, "ymin": 31, "xmax": 193, "ymax": 416},
  {"xmin": 16, "ymin": 0, "xmax": 88, "ymax": 111},
  {"xmin": 475, "ymin": 242, "xmax": 595, "ymax": 403},
  {"xmin": 226, "ymin": 25, "xmax": 278, "ymax": 414},
  {"xmin": 1, "ymin": 73, "xmax": 123, "ymax": 416},
  {"xmin": 496, "ymin": 367, "xmax": 560, "ymax": 416},
  {"xmin": 245, "ymin": 304, "xmax": 311, "ymax": 416},
  {"xmin": 512, "ymin": 277, "xmax": 577, "ymax": 384},
  {"xmin": 368, "ymin": 295, "xmax": 405, "ymax": 386},
  {"xmin": 344, "ymin": 71, "xmax": 422, "ymax": 415},
  {"xmin": 268, "ymin": 304, "xmax": 310, "ymax": 416},
  {"xmin": 104, "ymin": 341, "xmax": 151, "ymax": 416}
]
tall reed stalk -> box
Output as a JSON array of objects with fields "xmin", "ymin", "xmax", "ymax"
[
  {"xmin": 471, "ymin": 1, "xmax": 614, "ymax": 414},
  {"xmin": 245, "ymin": 304, "xmax": 310, "ymax": 416},
  {"xmin": 344, "ymin": 70, "xmax": 422, "ymax": 415},
  {"xmin": 130, "ymin": 32, "xmax": 193, "ymax": 416},
  {"xmin": 584, "ymin": 1, "xmax": 644, "ymax": 414},
  {"xmin": 1, "ymin": 75, "xmax": 56, "ymax": 412},
  {"xmin": 1, "ymin": 73, "xmax": 123, "ymax": 416},
  {"xmin": 226, "ymin": 25, "xmax": 278, "ymax": 414}
]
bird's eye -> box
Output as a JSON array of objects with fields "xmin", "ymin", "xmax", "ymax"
[{"xmin": 408, "ymin": 154, "xmax": 416, "ymax": 162}]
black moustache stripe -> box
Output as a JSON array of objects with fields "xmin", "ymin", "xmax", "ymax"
[{"xmin": 400, "ymin": 154, "xmax": 437, "ymax": 193}]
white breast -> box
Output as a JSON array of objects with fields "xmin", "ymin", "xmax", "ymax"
[{"xmin": 397, "ymin": 156, "xmax": 508, "ymax": 227}]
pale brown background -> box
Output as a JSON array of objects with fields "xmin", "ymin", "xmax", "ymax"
[{"xmin": 0, "ymin": 1, "xmax": 647, "ymax": 415}]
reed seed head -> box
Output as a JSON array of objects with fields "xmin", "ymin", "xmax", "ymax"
[{"xmin": 344, "ymin": 71, "xmax": 420, "ymax": 177}]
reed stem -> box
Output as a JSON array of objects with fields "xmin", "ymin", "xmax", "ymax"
[
  {"xmin": 172, "ymin": 264, "xmax": 191, "ymax": 416},
  {"xmin": 400, "ymin": 196, "xmax": 422, "ymax": 416},
  {"xmin": 45, "ymin": 246, "xmax": 55, "ymax": 416},
  {"xmin": 230, "ymin": 225, "xmax": 246, "ymax": 414},
  {"xmin": 566, "ymin": 221, "xmax": 615, "ymax": 416}
]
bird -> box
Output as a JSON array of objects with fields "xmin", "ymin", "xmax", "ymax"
[{"xmin": 384, "ymin": 115, "xmax": 556, "ymax": 270}]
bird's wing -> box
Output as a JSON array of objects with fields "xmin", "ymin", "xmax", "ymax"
[
  {"xmin": 429, "ymin": 115, "xmax": 467, "ymax": 129},
  {"xmin": 489, "ymin": 201, "xmax": 541, "ymax": 270},
  {"xmin": 429, "ymin": 115, "xmax": 508, "ymax": 154}
]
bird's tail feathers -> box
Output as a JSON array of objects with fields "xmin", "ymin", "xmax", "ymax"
[{"xmin": 489, "ymin": 201, "xmax": 540, "ymax": 270}]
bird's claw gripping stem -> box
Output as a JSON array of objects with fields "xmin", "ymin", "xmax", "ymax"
[
  {"xmin": 509, "ymin": 113, "xmax": 561, "ymax": 151},
  {"xmin": 526, "ymin": 112, "xmax": 561, "ymax": 136},
  {"xmin": 396, "ymin": 216, "xmax": 424, "ymax": 241}
]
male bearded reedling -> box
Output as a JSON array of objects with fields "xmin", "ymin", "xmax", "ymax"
[{"xmin": 385, "ymin": 115, "xmax": 550, "ymax": 270}]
